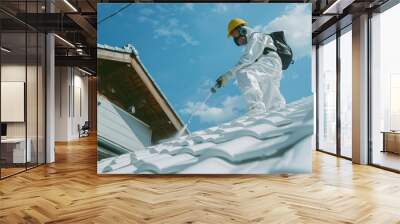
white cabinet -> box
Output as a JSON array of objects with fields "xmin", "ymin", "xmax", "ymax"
[{"xmin": 1, "ymin": 138, "xmax": 32, "ymax": 163}]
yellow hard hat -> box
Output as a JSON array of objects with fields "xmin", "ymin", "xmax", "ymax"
[{"xmin": 227, "ymin": 18, "xmax": 247, "ymax": 38}]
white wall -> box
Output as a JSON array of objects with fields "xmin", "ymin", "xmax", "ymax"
[
  {"xmin": 1, "ymin": 63, "xmax": 46, "ymax": 164},
  {"xmin": 72, "ymin": 73, "xmax": 89, "ymax": 138},
  {"xmin": 1, "ymin": 65, "xmax": 26, "ymax": 139},
  {"xmin": 55, "ymin": 67, "xmax": 89, "ymax": 141},
  {"xmin": 55, "ymin": 66, "xmax": 69, "ymax": 141},
  {"xmin": 1, "ymin": 64, "xmax": 42, "ymax": 137},
  {"xmin": 1, "ymin": 64, "xmax": 26, "ymax": 125}
]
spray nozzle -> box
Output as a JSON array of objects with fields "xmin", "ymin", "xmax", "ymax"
[{"xmin": 210, "ymin": 83, "xmax": 221, "ymax": 93}]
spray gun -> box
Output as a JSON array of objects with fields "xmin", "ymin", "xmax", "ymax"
[
  {"xmin": 210, "ymin": 82, "xmax": 221, "ymax": 93},
  {"xmin": 210, "ymin": 75, "xmax": 227, "ymax": 93}
]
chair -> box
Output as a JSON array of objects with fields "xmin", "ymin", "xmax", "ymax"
[{"xmin": 78, "ymin": 121, "xmax": 90, "ymax": 138}]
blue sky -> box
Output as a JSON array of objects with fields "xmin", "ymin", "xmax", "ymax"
[{"xmin": 98, "ymin": 3, "xmax": 312, "ymax": 132}]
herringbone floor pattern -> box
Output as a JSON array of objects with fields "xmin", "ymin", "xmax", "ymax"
[{"xmin": 1, "ymin": 135, "xmax": 400, "ymax": 224}]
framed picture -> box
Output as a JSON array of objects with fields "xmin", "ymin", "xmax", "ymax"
[{"xmin": 97, "ymin": 3, "xmax": 313, "ymax": 174}]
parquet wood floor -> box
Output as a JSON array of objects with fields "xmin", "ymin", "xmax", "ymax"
[{"xmin": 1, "ymin": 135, "xmax": 399, "ymax": 223}]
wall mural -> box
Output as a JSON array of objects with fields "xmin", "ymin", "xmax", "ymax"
[{"xmin": 97, "ymin": 3, "xmax": 313, "ymax": 174}]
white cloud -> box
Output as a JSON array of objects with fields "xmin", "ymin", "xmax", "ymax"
[
  {"xmin": 181, "ymin": 3, "xmax": 194, "ymax": 11},
  {"xmin": 168, "ymin": 18, "xmax": 179, "ymax": 26},
  {"xmin": 196, "ymin": 78, "xmax": 215, "ymax": 97},
  {"xmin": 197, "ymin": 79, "xmax": 214, "ymax": 93},
  {"xmin": 137, "ymin": 6, "xmax": 199, "ymax": 48},
  {"xmin": 212, "ymin": 3, "xmax": 229, "ymax": 13},
  {"xmin": 257, "ymin": 5, "xmax": 311, "ymax": 59},
  {"xmin": 154, "ymin": 27, "xmax": 199, "ymax": 46},
  {"xmin": 211, "ymin": 3, "xmax": 239, "ymax": 14},
  {"xmin": 180, "ymin": 95, "xmax": 245, "ymax": 124},
  {"xmin": 154, "ymin": 18, "xmax": 199, "ymax": 46},
  {"xmin": 138, "ymin": 16, "xmax": 159, "ymax": 25}
]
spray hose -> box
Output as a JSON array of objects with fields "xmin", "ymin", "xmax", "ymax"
[
  {"xmin": 187, "ymin": 81, "xmax": 220, "ymax": 126},
  {"xmin": 178, "ymin": 84, "xmax": 218, "ymax": 137},
  {"xmin": 185, "ymin": 91, "xmax": 213, "ymax": 127}
]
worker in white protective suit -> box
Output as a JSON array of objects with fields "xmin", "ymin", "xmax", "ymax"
[{"xmin": 212, "ymin": 18, "xmax": 286, "ymax": 115}]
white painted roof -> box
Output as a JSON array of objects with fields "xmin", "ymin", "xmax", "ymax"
[{"xmin": 98, "ymin": 96, "xmax": 314, "ymax": 174}]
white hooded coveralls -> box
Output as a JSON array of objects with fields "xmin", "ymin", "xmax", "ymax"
[{"xmin": 225, "ymin": 27, "xmax": 286, "ymax": 113}]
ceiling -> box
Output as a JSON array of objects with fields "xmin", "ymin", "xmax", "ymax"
[
  {"xmin": 0, "ymin": 32, "xmax": 46, "ymax": 64},
  {"xmin": 0, "ymin": 0, "xmax": 97, "ymax": 73},
  {"xmin": 0, "ymin": 0, "xmax": 395, "ymax": 73},
  {"xmin": 311, "ymin": 0, "xmax": 390, "ymax": 43}
]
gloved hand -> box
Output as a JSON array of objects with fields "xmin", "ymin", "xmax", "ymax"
[
  {"xmin": 211, "ymin": 73, "xmax": 230, "ymax": 93},
  {"xmin": 216, "ymin": 73, "xmax": 229, "ymax": 87}
]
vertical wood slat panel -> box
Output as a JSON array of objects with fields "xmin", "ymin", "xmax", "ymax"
[{"xmin": 89, "ymin": 76, "xmax": 97, "ymax": 132}]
